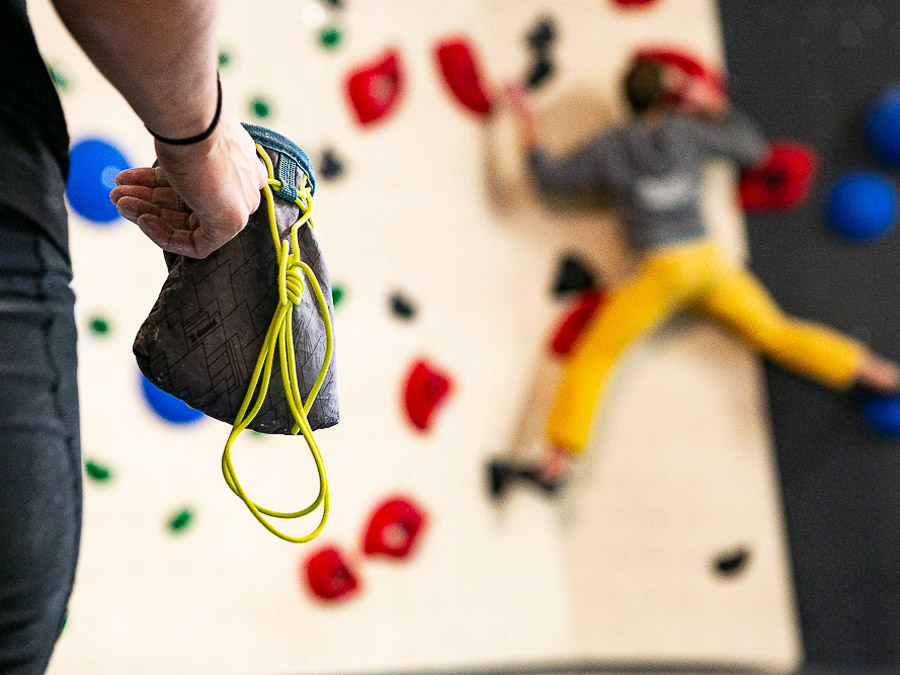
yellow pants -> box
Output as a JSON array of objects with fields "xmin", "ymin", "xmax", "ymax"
[{"xmin": 546, "ymin": 240, "xmax": 866, "ymax": 454}]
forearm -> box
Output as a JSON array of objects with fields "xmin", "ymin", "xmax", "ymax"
[
  {"xmin": 50, "ymin": 0, "xmax": 218, "ymax": 138},
  {"xmin": 516, "ymin": 110, "xmax": 538, "ymax": 154}
]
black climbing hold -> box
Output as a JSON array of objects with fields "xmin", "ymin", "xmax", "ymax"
[
  {"xmin": 322, "ymin": 0, "xmax": 343, "ymax": 8},
  {"xmin": 713, "ymin": 546, "xmax": 751, "ymax": 577},
  {"xmin": 390, "ymin": 292, "xmax": 416, "ymax": 320},
  {"xmin": 320, "ymin": 148, "xmax": 344, "ymax": 180},
  {"xmin": 525, "ymin": 56, "xmax": 555, "ymax": 90},
  {"xmin": 526, "ymin": 17, "xmax": 557, "ymax": 52},
  {"xmin": 552, "ymin": 254, "xmax": 596, "ymax": 297}
]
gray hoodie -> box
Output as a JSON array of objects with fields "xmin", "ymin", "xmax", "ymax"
[{"xmin": 527, "ymin": 109, "xmax": 766, "ymax": 252}]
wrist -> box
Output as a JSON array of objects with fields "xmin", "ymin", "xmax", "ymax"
[
  {"xmin": 154, "ymin": 116, "xmax": 224, "ymax": 167},
  {"xmin": 146, "ymin": 71, "xmax": 221, "ymax": 144}
]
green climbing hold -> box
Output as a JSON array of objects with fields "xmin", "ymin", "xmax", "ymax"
[
  {"xmin": 218, "ymin": 50, "xmax": 232, "ymax": 68},
  {"xmin": 250, "ymin": 97, "xmax": 272, "ymax": 119},
  {"xmin": 319, "ymin": 25, "xmax": 342, "ymax": 50},
  {"xmin": 48, "ymin": 64, "xmax": 69, "ymax": 91},
  {"xmin": 167, "ymin": 508, "xmax": 194, "ymax": 533},
  {"xmin": 332, "ymin": 284, "xmax": 345, "ymax": 307},
  {"xmin": 88, "ymin": 315, "xmax": 111, "ymax": 336},
  {"xmin": 61, "ymin": 610, "xmax": 68, "ymax": 634},
  {"xmin": 85, "ymin": 460, "xmax": 112, "ymax": 483}
]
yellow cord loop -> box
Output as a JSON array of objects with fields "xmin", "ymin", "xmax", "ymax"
[{"xmin": 220, "ymin": 144, "xmax": 333, "ymax": 543}]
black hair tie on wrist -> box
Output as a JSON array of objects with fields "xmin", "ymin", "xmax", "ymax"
[{"xmin": 146, "ymin": 72, "xmax": 222, "ymax": 145}]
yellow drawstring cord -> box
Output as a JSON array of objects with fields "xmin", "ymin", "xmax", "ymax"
[{"xmin": 220, "ymin": 143, "xmax": 333, "ymax": 543}]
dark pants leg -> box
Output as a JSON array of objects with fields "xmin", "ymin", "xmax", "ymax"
[{"xmin": 0, "ymin": 206, "xmax": 81, "ymax": 674}]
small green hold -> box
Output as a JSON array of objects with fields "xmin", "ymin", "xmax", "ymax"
[
  {"xmin": 319, "ymin": 25, "xmax": 342, "ymax": 50},
  {"xmin": 250, "ymin": 97, "xmax": 272, "ymax": 119},
  {"xmin": 218, "ymin": 50, "xmax": 232, "ymax": 68},
  {"xmin": 60, "ymin": 610, "xmax": 68, "ymax": 635},
  {"xmin": 88, "ymin": 315, "xmax": 111, "ymax": 336},
  {"xmin": 250, "ymin": 429, "xmax": 265, "ymax": 439},
  {"xmin": 167, "ymin": 508, "xmax": 194, "ymax": 534},
  {"xmin": 332, "ymin": 285, "xmax": 345, "ymax": 307},
  {"xmin": 85, "ymin": 460, "xmax": 112, "ymax": 483},
  {"xmin": 48, "ymin": 64, "xmax": 69, "ymax": 91}
]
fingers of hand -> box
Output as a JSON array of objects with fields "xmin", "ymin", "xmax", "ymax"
[
  {"xmin": 114, "ymin": 195, "xmax": 195, "ymax": 231},
  {"xmin": 135, "ymin": 212, "xmax": 215, "ymax": 258},
  {"xmin": 255, "ymin": 155, "xmax": 268, "ymax": 190},
  {"xmin": 110, "ymin": 185, "xmax": 189, "ymax": 214},
  {"xmin": 240, "ymin": 126, "xmax": 269, "ymax": 190},
  {"xmin": 114, "ymin": 166, "xmax": 171, "ymax": 189}
]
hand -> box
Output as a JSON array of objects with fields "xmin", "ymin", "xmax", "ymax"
[
  {"xmin": 110, "ymin": 109, "xmax": 268, "ymax": 258},
  {"xmin": 679, "ymin": 75, "xmax": 728, "ymax": 118}
]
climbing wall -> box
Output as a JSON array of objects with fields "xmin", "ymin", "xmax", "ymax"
[{"xmin": 27, "ymin": 0, "xmax": 801, "ymax": 672}]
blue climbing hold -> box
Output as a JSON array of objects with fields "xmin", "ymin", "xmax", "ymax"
[
  {"xmin": 66, "ymin": 138, "xmax": 130, "ymax": 223},
  {"xmin": 140, "ymin": 373, "xmax": 204, "ymax": 425},
  {"xmin": 861, "ymin": 394, "xmax": 900, "ymax": 437},
  {"xmin": 826, "ymin": 171, "xmax": 898, "ymax": 241},
  {"xmin": 867, "ymin": 86, "xmax": 900, "ymax": 166}
]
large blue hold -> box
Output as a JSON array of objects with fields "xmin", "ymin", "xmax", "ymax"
[
  {"xmin": 66, "ymin": 138, "xmax": 130, "ymax": 223},
  {"xmin": 826, "ymin": 171, "xmax": 898, "ymax": 241},
  {"xmin": 861, "ymin": 394, "xmax": 900, "ymax": 437},
  {"xmin": 867, "ymin": 86, "xmax": 900, "ymax": 166},
  {"xmin": 140, "ymin": 373, "xmax": 204, "ymax": 425}
]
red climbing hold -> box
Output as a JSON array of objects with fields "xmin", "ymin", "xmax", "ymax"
[
  {"xmin": 612, "ymin": 0, "xmax": 658, "ymax": 7},
  {"xmin": 304, "ymin": 546, "xmax": 360, "ymax": 602},
  {"xmin": 739, "ymin": 140, "xmax": 819, "ymax": 212},
  {"xmin": 403, "ymin": 359, "xmax": 454, "ymax": 432},
  {"xmin": 345, "ymin": 48, "xmax": 404, "ymax": 126},
  {"xmin": 362, "ymin": 496, "xmax": 428, "ymax": 559},
  {"xmin": 549, "ymin": 290, "xmax": 606, "ymax": 356},
  {"xmin": 434, "ymin": 37, "xmax": 493, "ymax": 117},
  {"xmin": 632, "ymin": 47, "xmax": 725, "ymax": 106}
]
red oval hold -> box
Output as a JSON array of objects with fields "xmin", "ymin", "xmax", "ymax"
[
  {"xmin": 739, "ymin": 140, "xmax": 819, "ymax": 212},
  {"xmin": 402, "ymin": 359, "xmax": 454, "ymax": 432},
  {"xmin": 304, "ymin": 546, "xmax": 360, "ymax": 602},
  {"xmin": 434, "ymin": 37, "xmax": 493, "ymax": 117},
  {"xmin": 345, "ymin": 48, "xmax": 405, "ymax": 126},
  {"xmin": 362, "ymin": 496, "xmax": 428, "ymax": 559}
]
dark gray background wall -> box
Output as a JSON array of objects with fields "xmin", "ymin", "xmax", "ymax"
[{"xmin": 718, "ymin": 1, "xmax": 900, "ymax": 668}]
